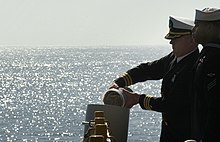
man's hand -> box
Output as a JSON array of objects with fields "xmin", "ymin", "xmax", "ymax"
[
  {"xmin": 121, "ymin": 88, "xmax": 140, "ymax": 108},
  {"xmin": 109, "ymin": 82, "xmax": 119, "ymax": 89}
]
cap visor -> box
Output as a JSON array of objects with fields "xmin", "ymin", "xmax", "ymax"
[{"xmin": 165, "ymin": 33, "xmax": 182, "ymax": 39}]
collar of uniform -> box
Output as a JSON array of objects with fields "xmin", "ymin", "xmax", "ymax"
[
  {"xmin": 176, "ymin": 48, "xmax": 197, "ymax": 63},
  {"xmin": 205, "ymin": 43, "xmax": 220, "ymax": 49}
]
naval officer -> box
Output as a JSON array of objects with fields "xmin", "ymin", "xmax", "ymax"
[
  {"xmin": 191, "ymin": 7, "xmax": 220, "ymax": 142},
  {"xmin": 108, "ymin": 16, "xmax": 199, "ymax": 142}
]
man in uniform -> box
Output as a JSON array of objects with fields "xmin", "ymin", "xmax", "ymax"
[
  {"xmin": 107, "ymin": 16, "xmax": 199, "ymax": 142},
  {"xmin": 191, "ymin": 8, "xmax": 220, "ymax": 142}
]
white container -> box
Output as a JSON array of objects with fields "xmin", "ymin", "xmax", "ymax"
[
  {"xmin": 83, "ymin": 104, "xmax": 130, "ymax": 142},
  {"xmin": 103, "ymin": 88, "xmax": 129, "ymax": 107}
]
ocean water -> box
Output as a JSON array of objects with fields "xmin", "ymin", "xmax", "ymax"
[{"xmin": 0, "ymin": 45, "xmax": 171, "ymax": 142}]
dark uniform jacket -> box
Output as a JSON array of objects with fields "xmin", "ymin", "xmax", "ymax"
[
  {"xmin": 114, "ymin": 48, "xmax": 199, "ymax": 142},
  {"xmin": 191, "ymin": 43, "xmax": 220, "ymax": 142}
]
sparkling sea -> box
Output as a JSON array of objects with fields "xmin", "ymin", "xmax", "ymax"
[{"xmin": 0, "ymin": 45, "xmax": 171, "ymax": 142}]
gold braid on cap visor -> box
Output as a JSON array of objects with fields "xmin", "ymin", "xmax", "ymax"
[
  {"xmin": 169, "ymin": 31, "xmax": 191, "ymax": 36},
  {"xmin": 122, "ymin": 72, "xmax": 133, "ymax": 86}
]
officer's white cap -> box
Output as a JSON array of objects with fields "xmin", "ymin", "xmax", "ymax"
[
  {"xmin": 165, "ymin": 16, "xmax": 194, "ymax": 39},
  {"xmin": 195, "ymin": 8, "xmax": 220, "ymax": 21}
]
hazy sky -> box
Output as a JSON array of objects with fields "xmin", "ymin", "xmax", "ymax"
[{"xmin": 0, "ymin": 0, "xmax": 219, "ymax": 46}]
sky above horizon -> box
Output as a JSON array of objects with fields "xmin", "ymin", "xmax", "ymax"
[{"xmin": 0, "ymin": 0, "xmax": 219, "ymax": 46}]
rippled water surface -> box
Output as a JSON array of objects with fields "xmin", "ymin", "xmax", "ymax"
[{"xmin": 0, "ymin": 46, "xmax": 170, "ymax": 142}]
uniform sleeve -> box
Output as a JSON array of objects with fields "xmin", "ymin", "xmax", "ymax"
[
  {"xmin": 139, "ymin": 94, "xmax": 153, "ymax": 110},
  {"xmin": 114, "ymin": 72, "xmax": 133, "ymax": 87},
  {"xmin": 204, "ymin": 54, "xmax": 220, "ymax": 121},
  {"xmin": 114, "ymin": 53, "xmax": 172, "ymax": 87}
]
